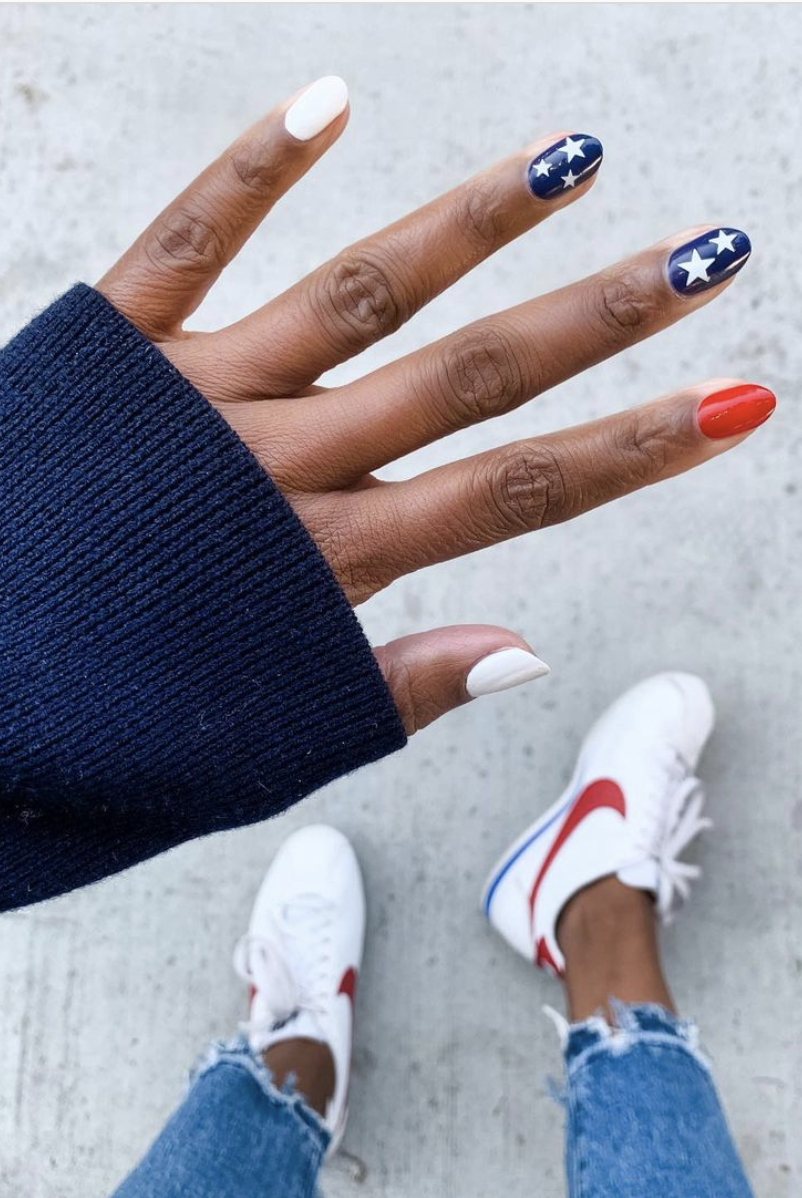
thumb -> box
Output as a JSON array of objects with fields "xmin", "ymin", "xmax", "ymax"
[{"xmin": 374, "ymin": 625, "xmax": 550, "ymax": 735}]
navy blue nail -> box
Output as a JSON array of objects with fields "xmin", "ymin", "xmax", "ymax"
[
  {"xmin": 667, "ymin": 228, "xmax": 751, "ymax": 296},
  {"xmin": 527, "ymin": 135, "xmax": 603, "ymax": 200}
]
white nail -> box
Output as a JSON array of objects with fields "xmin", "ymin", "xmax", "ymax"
[
  {"xmin": 466, "ymin": 647, "xmax": 551, "ymax": 698},
  {"xmin": 284, "ymin": 76, "xmax": 348, "ymax": 141}
]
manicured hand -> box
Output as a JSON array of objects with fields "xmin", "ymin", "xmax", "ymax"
[{"xmin": 98, "ymin": 77, "xmax": 775, "ymax": 734}]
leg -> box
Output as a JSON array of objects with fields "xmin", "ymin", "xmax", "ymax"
[
  {"xmin": 557, "ymin": 878, "xmax": 754, "ymax": 1198},
  {"xmin": 483, "ymin": 673, "xmax": 756, "ymax": 1198},
  {"xmin": 559, "ymin": 877, "xmax": 673, "ymax": 1020},
  {"xmin": 112, "ymin": 1038, "xmax": 329, "ymax": 1198},
  {"xmin": 112, "ymin": 823, "xmax": 362, "ymax": 1196}
]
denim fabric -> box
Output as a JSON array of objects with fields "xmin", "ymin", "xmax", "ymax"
[
  {"xmin": 111, "ymin": 1036, "xmax": 329, "ymax": 1198},
  {"xmin": 113, "ymin": 1006, "xmax": 753, "ymax": 1197},
  {"xmin": 563, "ymin": 1002, "xmax": 754, "ymax": 1198}
]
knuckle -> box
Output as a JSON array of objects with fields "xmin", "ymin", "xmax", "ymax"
[
  {"xmin": 606, "ymin": 411, "xmax": 672, "ymax": 486},
  {"xmin": 435, "ymin": 327, "xmax": 523, "ymax": 426},
  {"xmin": 226, "ymin": 140, "xmax": 282, "ymax": 195},
  {"xmin": 595, "ymin": 270, "xmax": 659, "ymax": 343},
  {"xmin": 314, "ymin": 249, "xmax": 409, "ymax": 352},
  {"xmin": 488, "ymin": 443, "xmax": 571, "ymax": 533},
  {"xmin": 456, "ymin": 180, "xmax": 507, "ymax": 256},
  {"xmin": 147, "ymin": 207, "xmax": 227, "ymax": 275}
]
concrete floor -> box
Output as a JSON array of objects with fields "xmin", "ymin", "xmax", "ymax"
[{"xmin": 1, "ymin": 4, "xmax": 801, "ymax": 1195}]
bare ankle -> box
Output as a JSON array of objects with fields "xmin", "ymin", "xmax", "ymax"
[
  {"xmin": 557, "ymin": 876, "xmax": 655, "ymax": 949},
  {"xmin": 557, "ymin": 876, "xmax": 675, "ymax": 1024},
  {"xmin": 262, "ymin": 1037, "xmax": 335, "ymax": 1117}
]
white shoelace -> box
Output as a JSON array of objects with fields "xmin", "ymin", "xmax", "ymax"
[
  {"xmin": 233, "ymin": 895, "xmax": 336, "ymax": 1041},
  {"xmin": 655, "ymin": 776, "xmax": 712, "ymax": 919},
  {"xmin": 628, "ymin": 747, "xmax": 712, "ymax": 920}
]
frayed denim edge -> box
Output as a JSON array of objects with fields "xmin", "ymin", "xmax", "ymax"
[
  {"xmin": 545, "ymin": 1001, "xmax": 713, "ymax": 1102},
  {"xmin": 566, "ymin": 1004, "xmax": 711, "ymax": 1081},
  {"xmin": 188, "ymin": 1034, "xmax": 331, "ymax": 1153}
]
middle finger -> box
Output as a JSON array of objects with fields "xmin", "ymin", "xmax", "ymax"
[{"xmin": 283, "ymin": 225, "xmax": 751, "ymax": 487}]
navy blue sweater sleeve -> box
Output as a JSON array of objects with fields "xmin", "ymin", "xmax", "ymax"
[{"xmin": 0, "ymin": 286, "xmax": 406, "ymax": 909}]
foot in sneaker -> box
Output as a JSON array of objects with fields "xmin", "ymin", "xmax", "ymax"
[
  {"xmin": 481, "ymin": 673, "xmax": 715, "ymax": 977},
  {"xmin": 232, "ymin": 825, "xmax": 365, "ymax": 1155}
]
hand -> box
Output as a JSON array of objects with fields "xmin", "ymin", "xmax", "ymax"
[{"xmin": 97, "ymin": 77, "xmax": 774, "ymax": 734}]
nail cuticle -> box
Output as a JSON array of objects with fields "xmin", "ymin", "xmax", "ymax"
[
  {"xmin": 527, "ymin": 135, "xmax": 603, "ymax": 201},
  {"xmin": 667, "ymin": 227, "xmax": 751, "ymax": 297}
]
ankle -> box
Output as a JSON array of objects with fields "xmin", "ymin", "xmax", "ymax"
[
  {"xmin": 557, "ymin": 876, "xmax": 655, "ymax": 952},
  {"xmin": 262, "ymin": 1037, "xmax": 335, "ymax": 1118},
  {"xmin": 556, "ymin": 876, "xmax": 675, "ymax": 1023}
]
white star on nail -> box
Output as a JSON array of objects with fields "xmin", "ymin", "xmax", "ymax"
[
  {"xmin": 533, "ymin": 159, "xmax": 552, "ymax": 178},
  {"xmin": 676, "ymin": 247, "xmax": 716, "ymax": 286},
  {"xmin": 561, "ymin": 136, "xmax": 586, "ymax": 162},
  {"xmin": 562, "ymin": 169, "xmax": 579, "ymax": 189},
  {"xmin": 709, "ymin": 229, "xmax": 737, "ymax": 256}
]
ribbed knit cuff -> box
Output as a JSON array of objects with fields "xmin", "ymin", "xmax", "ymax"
[{"xmin": 0, "ymin": 285, "xmax": 406, "ymax": 908}]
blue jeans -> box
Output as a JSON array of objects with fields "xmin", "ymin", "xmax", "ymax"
[{"xmin": 112, "ymin": 1004, "xmax": 754, "ymax": 1198}]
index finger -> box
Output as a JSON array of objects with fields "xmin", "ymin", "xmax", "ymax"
[{"xmin": 97, "ymin": 76, "xmax": 350, "ymax": 339}]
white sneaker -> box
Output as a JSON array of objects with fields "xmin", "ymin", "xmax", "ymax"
[
  {"xmin": 232, "ymin": 825, "xmax": 365, "ymax": 1156},
  {"xmin": 481, "ymin": 673, "xmax": 715, "ymax": 978}
]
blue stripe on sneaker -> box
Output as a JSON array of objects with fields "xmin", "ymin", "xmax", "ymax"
[{"xmin": 483, "ymin": 796, "xmax": 574, "ymax": 917}]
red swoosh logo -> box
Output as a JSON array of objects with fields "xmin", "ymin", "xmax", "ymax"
[
  {"xmin": 535, "ymin": 937, "xmax": 562, "ymax": 975},
  {"xmin": 334, "ymin": 966, "xmax": 359, "ymax": 1133},
  {"xmin": 528, "ymin": 778, "xmax": 626, "ymax": 939},
  {"xmin": 338, "ymin": 966, "xmax": 358, "ymax": 1012}
]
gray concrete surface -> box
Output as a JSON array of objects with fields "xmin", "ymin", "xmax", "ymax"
[{"xmin": 1, "ymin": 3, "xmax": 800, "ymax": 1195}]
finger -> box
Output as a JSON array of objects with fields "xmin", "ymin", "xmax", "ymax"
[
  {"xmin": 218, "ymin": 131, "xmax": 603, "ymax": 395},
  {"xmin": 374, "ymin": 627, "xmax": 550, "ymax": 735},
  {"xmin": 97, "ymin": 76, "xmax": 350, "ymax": 339},
  {"xmin": 356, "ymin": 380, "xmax": 775, "ymax": 580},
  {"xmin": 284, "ymin": 225, "xmax": 753, "ymax": 488}
]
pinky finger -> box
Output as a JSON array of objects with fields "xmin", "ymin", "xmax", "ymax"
[
  {"xmin": 374, "ymin": 626, "xmax": 550, "ymax": 735},
  {"xmin": 364, "ymin": 379, "xmax": 776, "ymax": 579}
]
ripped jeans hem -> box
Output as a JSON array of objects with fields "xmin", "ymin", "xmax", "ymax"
[
  {"xmin": 558, "ymin": 1000, "xmax": 713, "ymax": 1083},
  {"xmin": 188, "ymin": 1034, "xmax": 331, "ymax": 1152}
]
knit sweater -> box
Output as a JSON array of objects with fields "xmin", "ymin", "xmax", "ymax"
[{"xmin": 0, "ymin": 286, "xmax": 407, "ymax": 909}]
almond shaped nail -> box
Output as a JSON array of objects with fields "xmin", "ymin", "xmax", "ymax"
[
  {"xmin": 466, "ymin": 647, "xmax": 551, "ymax": 698},
  {"xmin": 697, "ymin": 384, "xmax": 776, "ymax": 440},
  {"xmin": 668, "ymin": 228, "xmax": 751, "ymax": 296},
  {"xmin": 285, "ymin": 76, "xmax": 348, "ymax": 141},
  {"xmin": 527, "ymin": 134, "xmax": 603, "ymax": 200}
]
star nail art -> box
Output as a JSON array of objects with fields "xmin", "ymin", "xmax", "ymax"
[
  {"xmin": 667, "ymin": 228, "xmax": 751, "ymax": 296},
  {"xmin": 527, "ymin": 135, "xmax": 603, "ymax": 200}
]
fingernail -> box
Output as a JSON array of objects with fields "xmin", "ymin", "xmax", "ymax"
[
  {"xmin": 527, "ymin": 134, "xmax": 603, "ymax": 200},
  {"xmin": 466, "ymin": 647, "xmax": 550, "ymax": 698},
  {"xmin": 667, "ymin": 227, "xmax": 751, "ymax": 296},
  {"xmin": 697, "ymin": 383, "xmax": 776, "ymax": 440},
  {"xmin": 284, "ymin": 76, "xmax": 348, "ymax": 141}
]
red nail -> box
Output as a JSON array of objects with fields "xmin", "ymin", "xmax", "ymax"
[{"xmin": 697, "ymin": 384, "xmax": 776, "ymax": 440}]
